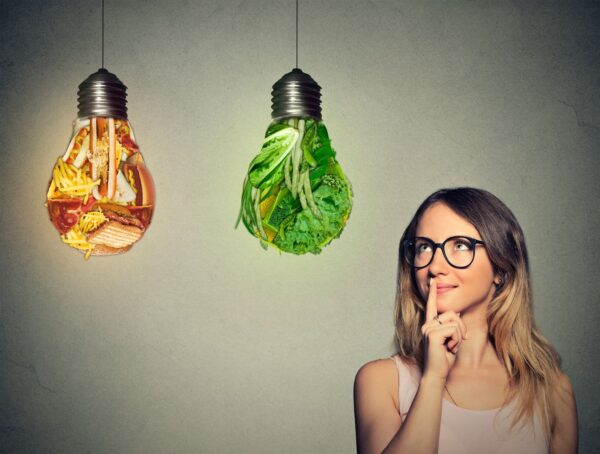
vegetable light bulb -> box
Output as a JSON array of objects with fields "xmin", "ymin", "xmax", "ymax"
[
  {"xmin": 236, "ymin": 68, "xmax": 352, "ymax": 255},
  {"xmin": 45, "ymin": 68, "xmax": 155, "ymax": 259}
]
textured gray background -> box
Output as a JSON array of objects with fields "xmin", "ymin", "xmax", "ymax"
[{"xmin": 1, "ymin": 0, "xmax": 599, "ymax": 453}]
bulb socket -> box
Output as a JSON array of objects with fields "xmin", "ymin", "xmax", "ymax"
[
  {"xmin": 77, "ymin": 68, "xmax": 128, "ymax": 119},
  {"xmin": 271, "ymin": 68, "xmax": 322, "ymax": 121}
]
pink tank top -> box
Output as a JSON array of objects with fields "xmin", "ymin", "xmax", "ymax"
[{"xmin": 391, "ymin": 355, "xmax": 548, "ymax": 454}]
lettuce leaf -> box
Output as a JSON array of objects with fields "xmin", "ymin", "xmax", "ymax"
[{"xmin": 273, "ymin": 175, "xmax": 351, "ymax": 254}]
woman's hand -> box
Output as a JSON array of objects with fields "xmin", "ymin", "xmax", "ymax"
[{"xmin": 421, "ymin": 278, "xmax": 468, "ymax": 382}]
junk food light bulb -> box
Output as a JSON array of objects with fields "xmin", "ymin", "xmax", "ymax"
[
  {"xmin": 45, "ymin": 68, "xmax": 155, "ymax": 259},
  {"xmin": 236, "ymin": 68, "xmax": 353, "ymax": 255}
]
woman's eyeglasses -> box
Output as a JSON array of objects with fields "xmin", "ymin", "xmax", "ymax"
[{"xmin": 403, "ymin": 236, "xmax": 485, "ymax": 269}]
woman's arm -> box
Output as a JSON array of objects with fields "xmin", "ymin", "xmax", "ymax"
[
  {"xmin": 550, "ymin": 372, "xmax": 578, "ymax": 454},
  {"xmin": 354, "ymin": 281, "xmax": 466, "ymax": 453},
  {"xmin": 354, "ymin": 359, "xmax": 446, "ymax": 454},
  {"xmin": 354, "ymin": 359, "xmax": 401, "ymax": 454}
]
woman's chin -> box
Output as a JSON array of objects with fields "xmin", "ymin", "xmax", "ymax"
[{"xmin": 437, "ymin": 300, "xmax": 463, "ymax": 314}]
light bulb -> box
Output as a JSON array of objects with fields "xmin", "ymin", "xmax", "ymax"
[
  {"xmin": 45, "ymin": 69, "xmax": 155, "ymax": 259},
  {"xmin": 237, "ymin": 68, "xmax": 352, "ymax": 255}
]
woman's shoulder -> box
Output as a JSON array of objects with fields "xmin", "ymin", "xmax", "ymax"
[
  {"xmin": 354, "ymin": 358, "xmax": 398, "ymax": 401},
  {"xmin": 553, "ymin": 370, "xmax": 575, "ymax": 394},
  {"xmin": 549, "ymin": 370, "xmax": 578, "ymax": 451},
  {"xmin": 354, "ymin": 358, "xmax": 399, "ymax": 427},
  {"xmin": 355, "ymin": 358, "xmax": 397, "ymax": 386},
  {"xmin": 355, "ymin": 355, "xmax": 419, "ymax": 386},
  {"xmin": 550, "ymin": 370, "xmax": 577, "ymax": 420},
  {"xmin": 550, "ymin": 370, "xmax": 576, "ymax": 413}
]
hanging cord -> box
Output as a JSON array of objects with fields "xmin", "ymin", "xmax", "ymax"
[
  {"xmin": 101, "ymin": 0, "xmax": 105, "ymax": 68},
  {"xmin": 295, "ymin": 0, "xmax": 298, "ymax": 68}
]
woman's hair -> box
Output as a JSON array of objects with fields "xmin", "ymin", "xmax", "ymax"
[{"xmin": 394, "ymin": 187, "xmax": 560, "ymax": 441}]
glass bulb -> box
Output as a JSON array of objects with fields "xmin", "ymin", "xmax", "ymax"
[
  {"xmin": 45, "ymin": 69, "xmax": 155, "ymax": 259},
  {"xmin": 237, "ymin": 115, "xmax": 353, "ymax": 255}
]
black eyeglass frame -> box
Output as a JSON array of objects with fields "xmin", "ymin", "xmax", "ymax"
[{"xmin": 402, "ymin": 236, "xmax": 485, "ymax": 270}]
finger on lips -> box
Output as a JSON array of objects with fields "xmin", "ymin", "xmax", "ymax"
[
  {"xmin": 423, "ymin": 278, "xmax": 468, "ymax": 353},
  {"xmin": 426, "ymin": 277, "xmax": 438, "ymax": 322}
]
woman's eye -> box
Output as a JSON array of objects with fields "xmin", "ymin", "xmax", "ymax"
[
  {"xmin": 416, "ymin": 243, "xmax": 432, "ymax": 253},
  {"xmin": 454, "ymin": 240, "xmax": 472, "ymax": 251}
]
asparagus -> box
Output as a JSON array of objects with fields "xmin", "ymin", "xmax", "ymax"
[
  {"xmin": 291, "ymin": 119, "xmax": 305, "ymax": 199},
  {"xmin": 303, "ymin": 171, "xmax": 321, "ymax": 218},
  {"xmin": 253, "ymin": 187, "xmax": 267, "ymax": 240},
  {"xmin": 284, "ymin": 154, "xmax": 292, "ymax": 189}
]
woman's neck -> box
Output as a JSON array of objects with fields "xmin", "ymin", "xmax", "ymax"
[{"xmin": 454, "ymin": 302, "xmax": 498, "ymax": 369}]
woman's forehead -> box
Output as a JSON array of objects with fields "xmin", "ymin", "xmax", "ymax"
[{"xmin": 415, "ymin": 203, "xmax": 481, "ymax": 240}]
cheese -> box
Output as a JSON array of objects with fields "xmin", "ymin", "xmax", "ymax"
[
  {"xmin": 115, "ymin": 142, "xmax": 123, "ymax": 163},
  {"xmin": 46, "ymin": 180, "xmax": 57, "ymax": 199},
  {"xmin": 51, "ymin": 158, "xmax": 99, "ymax": 198},
  {"xmin": 61, "ymin": 226, "xmax": 93, "ymax": 249},
  {"xmin": 79, "ymin": 211, "xmax": 107, "ymax": 233},
  {"xmin": 127, "ymin": 169, "xmax": 137, "ymax": 193}
]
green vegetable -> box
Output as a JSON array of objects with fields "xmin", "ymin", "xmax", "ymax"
[
  {"xmin": 303, "ymin": 171, "xmax": 321, "ymax": 218},
  {"xmin": 248, "ymin": 128, "xmax": 299, "ymax": 188},
  {"xmin": 311, "ymin": 124, "xmax": 335, "ymax": 166},
  {"xmin": 237, "ymin": 117, "xmax": 352, "ymax": 255},
  {"xmin": 254, "ymin": 187, "xmax": 267, "ymax": 240},
  {"xmin": 284, "ymin": 154, "xmax": 292, "ymax": 189},
  {"xmin": 291, "ymin": 119, "xmax": 305, "ymax": 198},
  {"xmin": 301, "ymin": 120, "xmax": 317, "ymax": 167},
  {"xmin": 263, "ymin": 187, "xmax": 300, "ymax": 231},
  {"xmin": 235, "ymin": 176, "xmax": 256, "ymax": 234},
  {"xmin": 273, "ymin": 173, "xmax": 351, "ymax": 254},
  {"xmin": 265, "ymin": 122, "xmax": 291, "ymax": 137}
]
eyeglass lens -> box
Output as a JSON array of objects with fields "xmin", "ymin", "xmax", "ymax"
[{"xmin": 411, "ymin": 237, "xmax": 476, "ymax": 268}]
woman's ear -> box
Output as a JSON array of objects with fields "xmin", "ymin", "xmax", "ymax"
[{"xmin": 494, "ymin": 273, "xmax": 504, "ymax": 287}]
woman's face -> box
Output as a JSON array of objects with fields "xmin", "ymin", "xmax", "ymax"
[{"xmin": 414, "ymin": 203, "xmax": 497, "ymax": 315}]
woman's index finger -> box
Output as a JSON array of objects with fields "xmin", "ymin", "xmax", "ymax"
[{"xmin": 426, "ymin": 278, "xmax": 438, "ymax": 321}]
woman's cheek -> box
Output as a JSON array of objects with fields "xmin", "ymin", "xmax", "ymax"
[{"xmin": 415, "ymin": 271, "xmax": 428, "ymax": 300}]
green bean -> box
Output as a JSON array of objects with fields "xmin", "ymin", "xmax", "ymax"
[
  {"xmin": 239, "ymin": 177, "xmax": 259, "ymax": 234},
  {"xmin": 299, "ymin": 182, "xmax": 308, "ymax": 210},
  {"xmin": 303, "ymin": 171, "xmax": 321, "ymax": 218},
  {"xmin": 247, "ymin": 186, "xmax": 257, "ymax": 229},
  {"xmin": 253, "ymin": 187, "xmax": 267, "ymax": 240},
  {"xmin": 235, "ymin": 175, "xmax": 249, "ymax": 228},
  {"xmin": 291, "ymin": 119, "xmax": 305, "ymax": 198},
  {"xmin": 284, "ymin": 154, "xmax": 292, "ymax": 189}
]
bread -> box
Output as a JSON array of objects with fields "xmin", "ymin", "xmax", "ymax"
[
  {"xmin": 87, "ymin": 221, "xmax": 143, "ymax": 248},
  {"xmin": 91, "ymin": 243, "xmax": 133, "ymax": 256}
]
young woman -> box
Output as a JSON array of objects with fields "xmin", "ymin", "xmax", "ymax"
[{"xmin": 354, "ymin": 188, "xmax": 578, "ymax": 454}]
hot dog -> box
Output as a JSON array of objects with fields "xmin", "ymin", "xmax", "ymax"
[
  {"xmin": 89, "ymin": 117, "xmax": 117, "ymax": 200},
  {"xmin": 122, "ymin": 163, "xmax": 155, "ymax": 207}
]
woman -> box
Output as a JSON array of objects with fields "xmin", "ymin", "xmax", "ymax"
[{"xmin": 354, "ymin": 188, "xmax": 578, "ymax": 454}]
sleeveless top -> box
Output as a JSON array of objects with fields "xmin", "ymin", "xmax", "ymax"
[{"xmin": 391, "ymin": 355, "xmax": 548, "ymax": 454}]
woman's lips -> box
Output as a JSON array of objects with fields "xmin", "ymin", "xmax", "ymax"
[{"xmin": 436, "ymin": 286, "xmax": 456, "ymax": 294}]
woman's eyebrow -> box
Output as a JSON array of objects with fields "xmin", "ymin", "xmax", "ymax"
[{"xmin": 414, "ymin": 234, "xmax": 480, "ymax": 241}]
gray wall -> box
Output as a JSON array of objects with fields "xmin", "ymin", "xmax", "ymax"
[{"xmin": 1, "ymin": 1, "xmax": 599, "ymax": 452}]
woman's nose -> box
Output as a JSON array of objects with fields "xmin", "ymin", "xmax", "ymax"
[{"xmin": 428, "ymin": 246, "xmax": 448, "ymax": 275}]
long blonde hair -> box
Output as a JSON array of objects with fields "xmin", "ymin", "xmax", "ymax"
[{"xmin": 394, "ymin": 187, "xmax": 560, "ymax": 441}]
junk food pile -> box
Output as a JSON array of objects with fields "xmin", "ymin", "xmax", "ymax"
[{"xmin": 46, "ymin": 117, "xmax": 155, "ymax": 259}]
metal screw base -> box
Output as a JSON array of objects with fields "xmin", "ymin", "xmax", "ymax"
[
  {"xmin": 77, "ymin": 68, "xmax": 128, "ymax": 119},
  {"xmin": 271, "ymin": 68, "xmax": 322, "ymax": 121}
]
